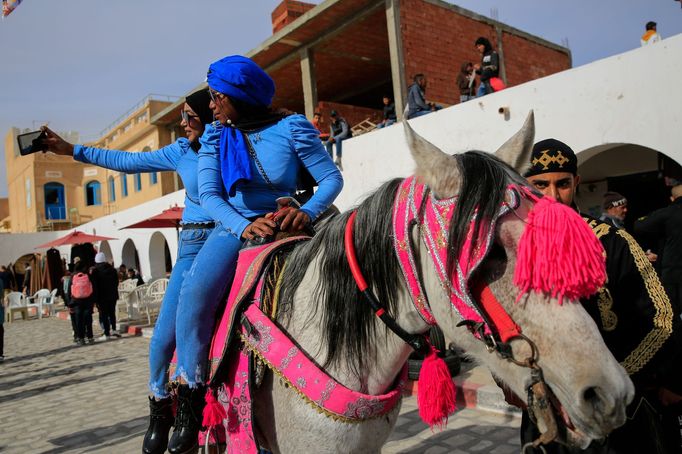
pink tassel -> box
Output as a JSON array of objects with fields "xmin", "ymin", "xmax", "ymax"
[
  {"xmin": 202, "ymin": 388, "xmax": 227, "ymax": 428},
  {"xmin": 417, "ymin": 346, "xmax": 457, "ymax": 428},
  {"xmin": 514, "ymin": 197, "xmax": 606, "ymax": 303}
]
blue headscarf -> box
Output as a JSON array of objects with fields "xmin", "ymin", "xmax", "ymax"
[{"xmin": 207, "ymin": 55, "xmax": 275, "ymax": 197}]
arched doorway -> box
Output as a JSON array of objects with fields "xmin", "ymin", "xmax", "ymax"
[
  {"xmin": 121, "ymin": 238, "xmax": 140, "ymax": 271},
  {"xmin": 148, "ymin": 232, "xmax": 171, "ymax": 279},
  {"xmin": 99, "ymin": 241, "xmax": 113, "ymax": 263},
  {"xmin": 576, "ymin": 144, "xmax": 681, "ymax": 230},
  {"xmin": 44, "ymin": 182, "xmax": 66, "ymax": 220}
]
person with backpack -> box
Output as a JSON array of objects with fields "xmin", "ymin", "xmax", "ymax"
[
  {"xmin": 92, "ymin": 252, "xmax": 120, "ymax": 340},
  {"xmin": 70, "ymin": 260, "xmax": 96, "ymax": 345}
]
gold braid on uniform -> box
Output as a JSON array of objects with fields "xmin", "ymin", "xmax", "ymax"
[
  {"xmin": 597, "ymin": 288, "xmax": 618, "ymax": 332},
  {"xmin": 616, "ymin": 229, "xmax": 674, "ymax": 375}
]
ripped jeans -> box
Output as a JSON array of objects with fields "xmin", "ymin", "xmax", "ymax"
[
  {"xmin": 148, "ymin": 225, "xmax": 213, "ymax": 398},
  {"xmin": 148, "ymin": 223, "xmax": 244, "ymax": 397}
]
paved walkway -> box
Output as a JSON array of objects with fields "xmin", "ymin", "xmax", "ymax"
[{"xmin": 0, "ymin": 317, "xmax": 520, "ymax": 453}]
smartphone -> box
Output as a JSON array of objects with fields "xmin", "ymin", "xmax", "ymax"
[{"xmin": 17, "ymin": 130, "xmax": 47, "ymax": 156}]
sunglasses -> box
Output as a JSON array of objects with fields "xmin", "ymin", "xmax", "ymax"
[
  {"xmin": 208, "ymin": 89, "xmax": 227, "ymax": 104},
  {"xmin": 181, "ymin": 111, "xmax": 200, "ymax": 123}
]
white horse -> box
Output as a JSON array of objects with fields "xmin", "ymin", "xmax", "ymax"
[{"xmin": 239, "ymin": 115, "xmax": 634, "ymax": 453}]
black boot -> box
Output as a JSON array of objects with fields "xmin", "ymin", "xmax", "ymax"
[
  {"xmin": 167, "ymin": 384, "xmax": 206, "ymax": 454},
  {"xmin": 142, "ymin": 396, "xmax": 174, "ymax": 454}
]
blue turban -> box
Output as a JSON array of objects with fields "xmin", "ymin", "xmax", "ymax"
[{"xmin": 207, "ymin": 55, "xmax": 275, "ymax": 197}]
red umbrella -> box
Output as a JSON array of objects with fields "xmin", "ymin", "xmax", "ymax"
[
  {"xmin": 35, "ymin": 230, "xmax": 117, "ymax": 249},
  {"xmin": 120, "ymin": 206, "xmax": 184, "ymax": 230}
]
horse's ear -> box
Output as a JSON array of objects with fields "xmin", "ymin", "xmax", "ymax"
[
  {"xmin": 403, "ymin": 115, "xmax": 461, "ymax": 197},
  {"xmin": 494, "ymin": 110, "xmax": 535, "ymax": 175}
]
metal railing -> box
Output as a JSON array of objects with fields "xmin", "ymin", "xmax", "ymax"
[{"xmin": 98, "ymin": 94, "xmax": 181, "ymax": 138}]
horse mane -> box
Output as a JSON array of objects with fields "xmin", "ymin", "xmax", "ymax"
[
  {"xmin": 278, "ymin": 178, "xmax": 404, "ymax": 377},
  {"xmin": 447, "ymin": 151, "xmax": 522, "ymax": 276},
  {"xmin": 277, "ymin": 151, "xmax": 524, "ymax": 379}
]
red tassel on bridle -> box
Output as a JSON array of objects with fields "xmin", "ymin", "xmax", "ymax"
[
  {"xmin": 513, "ymin": 196, "xmax": 606, "ymax": 303},
  {"xmin": 417, "ymin": 345, "xmax": 457, "ymax": 428}
]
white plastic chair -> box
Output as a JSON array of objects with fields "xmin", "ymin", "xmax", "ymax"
[
  {"xmin": 26, "ymin": 289, "xmax": 50, "ymax": 319},
  {"xmin": 116, "ymin": 279, "xmax": 139, "ymax": 321},
  {"xmin": 127, "ymin": 284, "xmax": 149, "ymax": 322},
  {"xmin": 144, "ymin": 278, "xmax": 168, "ymax": 324},
  {"xmin": 39, "ymin": 288, "xmax": 58, "ymax": 317},
  {"xmin": 5, "ymin": 292, "xmax": 28, "ymax": 322}
]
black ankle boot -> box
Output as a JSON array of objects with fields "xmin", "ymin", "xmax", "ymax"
[
  {"xmin": 167, "ymin": 384, "xmax": 206, "ymax": 454},
  {"xmin": 142, "ymin": 396, "xmax": 174, "ymax": 454}
]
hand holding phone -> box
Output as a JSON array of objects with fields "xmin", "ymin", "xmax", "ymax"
[{"xmin": 40, "ymin": 126, "xmax": 75, "ymax": 156}]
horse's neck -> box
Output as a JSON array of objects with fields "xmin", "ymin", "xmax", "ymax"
[{"xmin": 282, "ymin": 249, "xmax": 427, "ymax": 395}]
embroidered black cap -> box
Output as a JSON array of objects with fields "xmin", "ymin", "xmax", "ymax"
[
  {"xmin": 603, "ymin": 192, "xmax": 627, "ymax": 210},
  {"xmin": 525, "ymin": 138, "xmax": 578, "ymax": 177}
]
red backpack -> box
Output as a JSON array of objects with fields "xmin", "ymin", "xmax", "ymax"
[{"xmin": 71, "ymin": 272, "xmax": 93, "ymax": 299}]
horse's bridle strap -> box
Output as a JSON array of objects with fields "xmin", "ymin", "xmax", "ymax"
[
  {"xmin": 471, "ymin": 279, "xmax": 521, "ymax": 343},
  {"xmin": 344, "ymin": 211, "xmax": 428, "ymax": 354}
]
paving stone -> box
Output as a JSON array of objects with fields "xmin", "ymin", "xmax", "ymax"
[{"xmin": 2, "ymin": 317, "xmax": 521, "ymax": 453}]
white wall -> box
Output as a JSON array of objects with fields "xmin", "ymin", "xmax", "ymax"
[{"xmin": 0, "ymin": 231, "xmax": 63, "ymax": 264}]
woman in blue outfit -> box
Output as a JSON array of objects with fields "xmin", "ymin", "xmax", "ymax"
[
  {"xmin": 41, "ymin": 89, "xmax": 216, "ymax": 454},
  {"xmin": 154, "ymin": 55, "xmax": 344, "ymax": 453}
]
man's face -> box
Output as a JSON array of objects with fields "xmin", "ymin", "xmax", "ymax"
[
  {"xmin": 418, "ymin": 77, "xmax": 427, "ymax": 88},
  {"xmin": 606, "ymin": 204, "xmax": 628, "ymax": 221},
  {"xmin": 476, "ymin": 44, "xmax": 485, "ymax": 54},
  {"xmin": 313, "ymin": 114, "xmax": 321, "ymax": 123},
  {"xmin": 526, "ymin": 172, "xmax": 580, "ymax": 206},
  {"xmin": 383, "ymin": 97, "xmax": 390, "ymax": 105}
]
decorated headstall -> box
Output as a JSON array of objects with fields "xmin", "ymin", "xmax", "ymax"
[{"xmin": 392, "ymin": 175, "xmax": 523, "ymax": 347}]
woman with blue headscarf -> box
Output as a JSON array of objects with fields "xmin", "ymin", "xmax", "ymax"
[{"xmin": 162, "ymin": 55, "xmax": 343, "ymax": 453}]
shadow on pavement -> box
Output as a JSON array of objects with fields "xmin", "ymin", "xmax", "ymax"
[
  {"xmin": 42, "ymin": 416, "xmax": 148, "ymax": 454},
  {"xmin": 0, "ymin": 357, "xmax": 124, "ymax": 391},
  {"xmin": 0, "ymin": 371, "xmax": 120, "ymax": 405}
]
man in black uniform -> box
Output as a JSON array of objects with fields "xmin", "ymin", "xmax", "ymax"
[{"xmin": 518, "ymin": 139, "xmax": 681, "ymax": 453}]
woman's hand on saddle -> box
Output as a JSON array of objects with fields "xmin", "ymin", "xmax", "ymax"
[
  {"xmin": 40, "ymin": 126, "xmax": 74, "ymax": 156},
  {"xmin": 273, "ymin": 207, "xmax": 310, "ymax": 233},
  {"xmin": 243, "ymin": 217, "xmax": 277, "ymax": 240}
]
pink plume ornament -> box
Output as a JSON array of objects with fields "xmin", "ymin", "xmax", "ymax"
[
  {"xmin": 513, "ymin": 196, "xmax": 606, "ymax": 303},
  {"xmin": 417, "ymin": 346, "xmax": 457, "ymax": 428}
]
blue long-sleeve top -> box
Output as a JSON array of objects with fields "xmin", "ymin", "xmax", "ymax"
[
  {"xmin": 198, "ymin": 114, "xmax": 344, "ymax": 238},
  {"xmin": 73, "ymin": 139, "xmax": 213, "ymax": 224}
]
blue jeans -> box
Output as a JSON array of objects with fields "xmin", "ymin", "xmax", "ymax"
[
  {"xmin": 477, "ymin": 82, "xmax": 491, "ymax": 97},
  {"xmin": 376, "ymin": 119, "xmax": 396, "ymax": 129},
  {"xmin": 148, "ymin": 226, "xmax": 213, "ymax": 398},
  {"xmin": 407, "ymin": 109, "xmax": 431, "ymax": 120},
  {"xmin": 324, "ymin": 137, "xmax": 346, "ymax": 159},
  {"xmin": 171, "ymin": 225, "xmax": 244, "ymax": 388}
]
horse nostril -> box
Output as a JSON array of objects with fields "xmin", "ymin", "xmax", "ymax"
[{"xmin": 583, "ymin": 387, "xmax": 599, "ymax": 403}]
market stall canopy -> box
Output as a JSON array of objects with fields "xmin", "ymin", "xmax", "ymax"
[{"xmin": 35, "ymin": 230, "xmax": 116, "ymax": 249}]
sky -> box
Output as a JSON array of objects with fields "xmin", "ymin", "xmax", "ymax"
[{"xmin": 1, "ymin": 1, "xmax": 681, "ymax": 198}]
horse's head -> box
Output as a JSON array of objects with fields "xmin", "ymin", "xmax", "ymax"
[{"xmin": 403, "ymin": 113, "xmax": 634, "ymax": 447}]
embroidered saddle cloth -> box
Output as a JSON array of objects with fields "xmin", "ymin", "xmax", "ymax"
[{"xmin": 200, "ymin": 237, "xmax": 406, "ymax": 452}]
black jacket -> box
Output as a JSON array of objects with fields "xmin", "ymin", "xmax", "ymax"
[
  {"xmin": 582, "ymin": 215, "xmax": 678, "ymax": 388},
  {"xmin": 634, "ymin": 198, "xmax": 682, "ymax": 284},
  {"xmin": 92, "ymin": 263, "xmax": 119, "ymax": 302},
  {"xmin": 477, "ymin": 49, "xmax": 499, "ymax": 82}
]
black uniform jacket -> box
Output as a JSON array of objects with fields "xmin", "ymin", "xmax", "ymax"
[{"xmin": 581, "ymin": 215, "xmax": 675, "ymax": 386}]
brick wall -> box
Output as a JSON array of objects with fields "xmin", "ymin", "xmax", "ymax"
[
  {"xmin": 316, "ymin": 101, "xmax": 383, "ymax": 132},
  {"xmin": 399, "ymin": 0, "xmax": 571, "ymax": 106},
  {"xmin": 271, "ymin": 0, "xmax": 315, "ymax": 34}
]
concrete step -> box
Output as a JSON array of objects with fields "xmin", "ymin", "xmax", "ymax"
[{"xmin": 404, "ymin": 360, "xmax": 521, "ymax": 417}]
